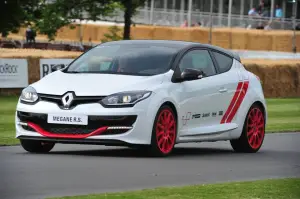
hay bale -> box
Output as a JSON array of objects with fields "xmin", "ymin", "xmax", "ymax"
[
  {"xmin": 131, "ymin": 25, "xmax": 155, "ymax": 39},
  {"xmin": 5, "ymin": 24, "xmax": 299, "ymax": 53},
  {"xmin": 269, "ymin": 31, "xmax": 293, "ymax": 52},
  {"xmin": 242, "ymin": 59, "xmax": 300, "ymax": 98},
  {"xmin": 170, "ymin": 27, "xmax": 192, "ymax": 41},
  {"xmin": 212, "ymin": 28, "xmax": 231, "ymax": 49},
  {"xmin": 152, "ymin": 26, "xmax": 174, "ymax": 40},
  {"xmin": 188, "ymin": 28, "xmax": 209, "ymax": 43},
  {"xmin": 0, "ymin": 48, "xmax": 82, "ymax": 58},
  {"xmin": 231, "ymin": 29, "xmax": 248, "ymax": 50}
]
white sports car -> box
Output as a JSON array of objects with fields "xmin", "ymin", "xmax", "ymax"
[{"xmin": 16, "ymin": 40, "xmax": 267, "ymax": 156}]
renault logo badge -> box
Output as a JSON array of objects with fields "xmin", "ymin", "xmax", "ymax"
[{"xmin": 61, "ymin": 92, "xmax": 74, "ymax": 109}]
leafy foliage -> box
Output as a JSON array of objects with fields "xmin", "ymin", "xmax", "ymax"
[
  {"xmin": 0, "ymin": 0, "xmax": 40, "ymax": 37},
  {"xmin": 101, "ymin": 25, "xmax": 123, "ymax": 43},
  {"xmin": 0, "ymin": 0, "xmax": 147, "ymax": 40},
  {"xmin": 32, "ymin": 0, "xmax": 121, "ymax": 41}
]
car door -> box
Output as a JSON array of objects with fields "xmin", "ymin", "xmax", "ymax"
[
  {"xmin": 210, "ymin": 50, "xmax": 241, "ymax": 125},
  {"xmin": 176, "ymin": 49, "xmax": 222, "ymax": 136}
]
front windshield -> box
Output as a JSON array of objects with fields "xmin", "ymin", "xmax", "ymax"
[{"xmin": 65, "ymin": 44, "xmax": 177, "ymax": 76}]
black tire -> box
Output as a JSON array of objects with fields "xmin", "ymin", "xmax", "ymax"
[
  {"xmin": 20, "ymin": 139, "xmax": 55, "ymax": 153},
  {"xmin": 230, "ymin": 104, "xmax": 265, "ymax": 153},
  {"xmin": 148, "ymin": 105, "xmax": 177, "ymax": 157}
]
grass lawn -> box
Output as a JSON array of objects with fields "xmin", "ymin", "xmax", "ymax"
[
  {"xmin": 48, "ymin": 178, "xmax": 300, "ymax": 199},
  {"xmin": 0, "ymin": 96, "xmax": 299, "ymax": 146},
  {"xmin": 0, "ymin": 96, "xmax": 19, "ymax": 145},
  {"xmin": 266, "ymin": 98, "xmax": 300, "ymax": 132}
]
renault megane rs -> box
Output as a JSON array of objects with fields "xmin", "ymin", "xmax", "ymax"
[{"xmin": 16, "ymin": 40, "xmax": 267, "ymax": 156}]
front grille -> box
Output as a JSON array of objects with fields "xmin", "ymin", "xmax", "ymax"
[
  {"xmin": 45, "ymin": 126, "xmax": 96, "ymax": 135},
  {"xmin": 18, "ymin": 111, "xmax": 136, "ymax": 135},
  {"xmin": 38, "ymin": 93, "xmax": 106, "ymax": 109}
]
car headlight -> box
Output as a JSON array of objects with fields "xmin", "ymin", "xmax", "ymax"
[
  {"xmin": 20, "ymin": 86, "xmax": 39, "ymax": 104},
  {"xmin": 101, "ymin": 91, "xmax": 152, "ymax": 107}
]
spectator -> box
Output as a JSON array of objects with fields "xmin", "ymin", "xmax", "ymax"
[
  {"xmin": 256, "ymin": 0, "xmax": 264, "ymax": 15},
  {"xmin": 191, "ymin": 21, "xmax": 201, "ymax": 27},
  {"xmin": 275, "ymin": 5, "xmax": 283, "ymax": 18},
  {"xmin": 25, "ymin": 25, "xmax": 36, "ymax": 44},
  {"xmin": 248, "ymin": 7, "xmax": 258, "ymax": 16},
  {"xmin": 261, "ymin": 0, "xmax": 271, "ymax": 17},
  {"xmin": 180, "ymin": 20, "xmax": 188, "ymax": 27}
]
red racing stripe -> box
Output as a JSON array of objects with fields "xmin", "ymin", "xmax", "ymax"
[
  {"xmin": 27, "ymin": 122, "xmax": 108, "ymax": 139},
  {"xmin": 226, "ymin": 81, "xmax": 249, "ymax": 123},
  {"xmin": 220, "ymin": 82, "xmax": 244, "ymax": 124}
]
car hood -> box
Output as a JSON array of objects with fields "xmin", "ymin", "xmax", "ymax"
[{"xmin": 31, "ymin": 70, "xmax": 166, "ymax": 96}]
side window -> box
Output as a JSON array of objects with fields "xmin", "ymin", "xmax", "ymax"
[
  {"xmin": 212, "ymin": 51, "xmax": 233, "ymax": 73},
  {"xmin": 179, "ymin": 49, "xmax": 216, "ymax": 77}
]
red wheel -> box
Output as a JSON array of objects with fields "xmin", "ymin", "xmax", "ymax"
[
  {"xmin": 150, "ymin": 105, "xmax": 177, "ymax": 156},
  {"xmin": 246, "ymin": 107, "xmax": 265, "ymax": 150},
  {"xmin": 230, "ymin": 104, "xmax": 265, "ymax": 153}
]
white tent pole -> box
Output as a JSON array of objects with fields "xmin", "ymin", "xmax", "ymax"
[
  {"xmin": 228, "ymin": 0, "xmax": 233, "ymax": 27},
  {"xmin": 150, "ymin": 0, "xmax": 154, "ymax": 24},
  {"xmin": 188, "ymin": 0, "xmax": 193, "ymax": 27}
]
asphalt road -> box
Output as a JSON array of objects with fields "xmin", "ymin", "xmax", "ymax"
[{"xmin": 1, "ymin": 133, "xmax": 300, "ymax": 199}]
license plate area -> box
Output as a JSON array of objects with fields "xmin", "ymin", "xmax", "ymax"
[{"xmin": 47, "ymin": 114, "xmax": 88, "ymax": 125}]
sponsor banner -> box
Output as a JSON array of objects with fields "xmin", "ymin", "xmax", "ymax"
[
  {"xmin": 40, "ymin": 59, "xmax": 74, "ymax": 78},
  {"xmin": 0, "ymin": 59, "xmax": 28, "ymax": 88}
]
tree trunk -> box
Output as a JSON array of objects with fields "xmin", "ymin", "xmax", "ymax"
[{"xmin": 123, "ymin": 0, "xmax": 132, "ymax": 40}]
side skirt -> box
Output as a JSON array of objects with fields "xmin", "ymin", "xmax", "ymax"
[{"xmin": 177, "ymin": 123, "xmax": 238, "ymax": 143}]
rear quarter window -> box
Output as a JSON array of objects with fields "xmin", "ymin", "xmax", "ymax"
[{"xmin": 212, "ymin": 51, "xmax": 233, "ymax": 73}]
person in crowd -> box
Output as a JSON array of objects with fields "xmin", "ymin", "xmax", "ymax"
[
  {"xmin": 25, "ymin": 25, "xmax": 36, "ymax": 44},
  {"xmin": 196, "ymin": 22, "xmax": 202, "ymax": 27},
  {"xmin": 256, "ymin": 0, "xmax": 264, "ymax": 15},
  {"xmin": 180, "ymin": 20, "xmax": 188, "ymax": 27},
  {"xmin": 191, "ymin": 21, "xmax": 201, "ymax": 27},
  {"xmin": 248, "ymin": 7, "xmax": 258, "ymax": 16},
  {"xmin": 275, "ymin": 5, "xmax": 283, "ymax": 18}
]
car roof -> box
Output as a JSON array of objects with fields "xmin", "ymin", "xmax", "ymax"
[{"xmin": 100, "ymin": 40, "xmax": 241, "ymax": 62}]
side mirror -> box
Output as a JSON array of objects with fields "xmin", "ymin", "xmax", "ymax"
[
  {"xmin": 181, "ymin": 68, "xmax": 204, "ymax": 81},
  {"xmin": 51, "ymin": 64, "xmax": 66, "ymax": 72}
]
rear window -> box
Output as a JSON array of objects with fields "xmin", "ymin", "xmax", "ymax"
[
  {"xmin": 212, "ymin": 51, "xmax": 233, "ymax": 73},
  {"xmin": 65, "ymin": 44, "xmax": 177, "ymax": 76}
]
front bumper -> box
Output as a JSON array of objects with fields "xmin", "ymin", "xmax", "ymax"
[{"xmin": 16, "ymin": 99, "xmax": 154, "ymax": 145}]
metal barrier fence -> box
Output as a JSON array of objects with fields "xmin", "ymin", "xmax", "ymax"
[{"xmin": 99, "ymin": 8, "xmax": 300, "ymax": 30}]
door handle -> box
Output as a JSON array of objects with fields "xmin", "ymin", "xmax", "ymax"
[{"xmin": 219, "ymin": 88, "xmax": 228, "ymax": 93}]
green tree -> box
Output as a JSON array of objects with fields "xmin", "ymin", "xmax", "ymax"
[
  {"xmin": 32, "ymin": 0, "xmax": 121, "ymax": 41},
  {"xmin": 39, "ymin": 0, "xmax": 147, "ymax": 40},
  {"xmin": 119, "ymin": 0, "xmax": 147, "ymax": 40},
  {"xmin": 0, "ymin": 0, "xmax": 147, "ymax": 41},
  {"xmin": 0, "ymin": 0, "xmax": 40, "ymax": 37},
  {"xmin": 101, "ymin": 25, "xmax": 123, "ymax": 43}
]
